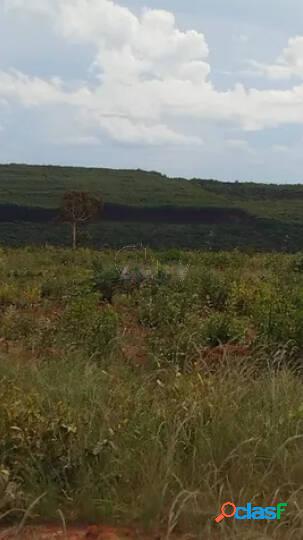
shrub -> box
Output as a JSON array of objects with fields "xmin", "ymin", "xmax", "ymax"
[
  {"xmin": 0, "ymin": 283, "xmax": 19, "ymax": 307},
  {"xmin": 137, "ymin": 286, "xmax": 199, "ymax": 329},
  {"xmin": 92, "ymin": 263, "xmax": 172, "ymax": 303},
  {"xmin": 59, "ymin": 294, "xmax": 119, "ymax": 357},
  {"xmin": 228, "ymin": 280, "xmax": 259, "ymax": 316},
  {"xmin": 250, "ymin": 284, "xmax": 298, "ymax": 345},
  {"xmin": 190, "ymin": 269, "xmax": 232, "ymax": 310},
  {"xmin": 203, "ymin": 312, "xmax": 248, "ymax": 347},
  {"xmin": 91, "ymin": 265, "xmax": 122, "ymax": 302}
]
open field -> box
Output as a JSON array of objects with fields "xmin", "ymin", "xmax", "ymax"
[{"xmin": 1, "ymin": 248, "xmax": 303, "ymax": 539}]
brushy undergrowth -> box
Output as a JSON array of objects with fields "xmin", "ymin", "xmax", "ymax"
[{"xmin": 1, "ymin": 247, "xmax": 303, "ymax": 539}]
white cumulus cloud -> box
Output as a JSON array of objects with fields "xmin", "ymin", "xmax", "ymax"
[
  {"xmin": 251, "ymin": 36, "xmax": 303, "ymax": 80},
  {"xmin": 3, "ymin": 0, "xmax": 53, "ymax": 15},
  {"xmin": 3, "ymin": 0, "xmax": 303, "ymax": 146}
]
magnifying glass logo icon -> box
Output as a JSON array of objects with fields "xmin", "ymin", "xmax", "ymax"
[{"xmin": 215, "ymin": 502, "xmax": 237, "ymax": 523}]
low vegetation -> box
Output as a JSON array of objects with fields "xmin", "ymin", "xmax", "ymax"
[{"xmin": 1, "ymin": 247, "xmax": 303, "ymax": 538}]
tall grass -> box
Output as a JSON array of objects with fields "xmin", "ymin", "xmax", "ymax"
[{"xmin": 1, "ymin": 356, "xmax": 303, "ymax": 538}]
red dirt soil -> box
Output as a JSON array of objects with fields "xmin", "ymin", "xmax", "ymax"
[{"xmin": 0, "ymin": 525, "xmax": 174, "ymax": 540}]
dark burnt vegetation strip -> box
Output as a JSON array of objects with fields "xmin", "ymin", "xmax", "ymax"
[{"xmin": 0, "ymin": 203, "xmax": 254, "ymax": 225}]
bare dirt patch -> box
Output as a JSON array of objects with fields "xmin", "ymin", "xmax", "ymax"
[
  {"xmin": 0, "ymin": 524, "xmax": 181, "ymax": 540},
  {"xmin": 119, "ymin": 309, "xmax": 151, "ymax": 366}
]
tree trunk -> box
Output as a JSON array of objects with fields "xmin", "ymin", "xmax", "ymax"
[{"xmin": 72, "ymin": 222, "xmax": 77, "ymax": 249}]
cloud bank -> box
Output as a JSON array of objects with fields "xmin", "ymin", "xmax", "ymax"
[{"xmin": 2, "ymin": 0, "xmax": 303, "ymax": 146}]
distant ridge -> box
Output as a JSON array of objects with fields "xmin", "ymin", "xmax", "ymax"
[{"xmin": 0, "ymin": 163, "xmax": 303, "ymax": 250}]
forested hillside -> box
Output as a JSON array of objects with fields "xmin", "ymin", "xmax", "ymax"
[{"xmin": 0, "ymin": 163, "xmax": 303, "ymax": 250}]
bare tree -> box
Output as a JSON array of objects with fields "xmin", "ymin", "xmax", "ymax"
[{"xmin": 60, "ymin": 191, "xmax": 103, "ymax": 249}]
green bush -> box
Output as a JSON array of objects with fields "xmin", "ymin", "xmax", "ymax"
[
  {"xmin": 203, "ymin": 312, "xmax": 248, "ymax": 346},
  {"xmin": 59, "ymin": 293, "xmax": 119, "ymax": 356},
  {"xmin": 137, "ymin": 286, "xmax": 199, "ymax": 329},
  {"xmin": 91, "ymin": 265, "xmax": 122, "ymax": 302},
  {"xmin": 190, "ymin": 268, "xmax": 232, "ymax": 310},
  {"xmin": 0, "ymin": 283, "xmax": 19, "ymax": 307}
]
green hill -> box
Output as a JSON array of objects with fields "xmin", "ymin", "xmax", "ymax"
[
  {"xmin": 0, "ymin": 164, "xmax": 228, "ymax": 208},
  {"xmin": 1, "ymin": 163, "xmax": 303, "ymax": 250}
]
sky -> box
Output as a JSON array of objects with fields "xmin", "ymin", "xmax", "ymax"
[{"xmin": 1, "ymin": 0, "xmax": 303, "ymax": 182}]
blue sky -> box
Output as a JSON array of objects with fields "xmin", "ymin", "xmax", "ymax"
[{"xmin": 1, "ymin": 0, "xmax": 303, "ymax": 182}]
